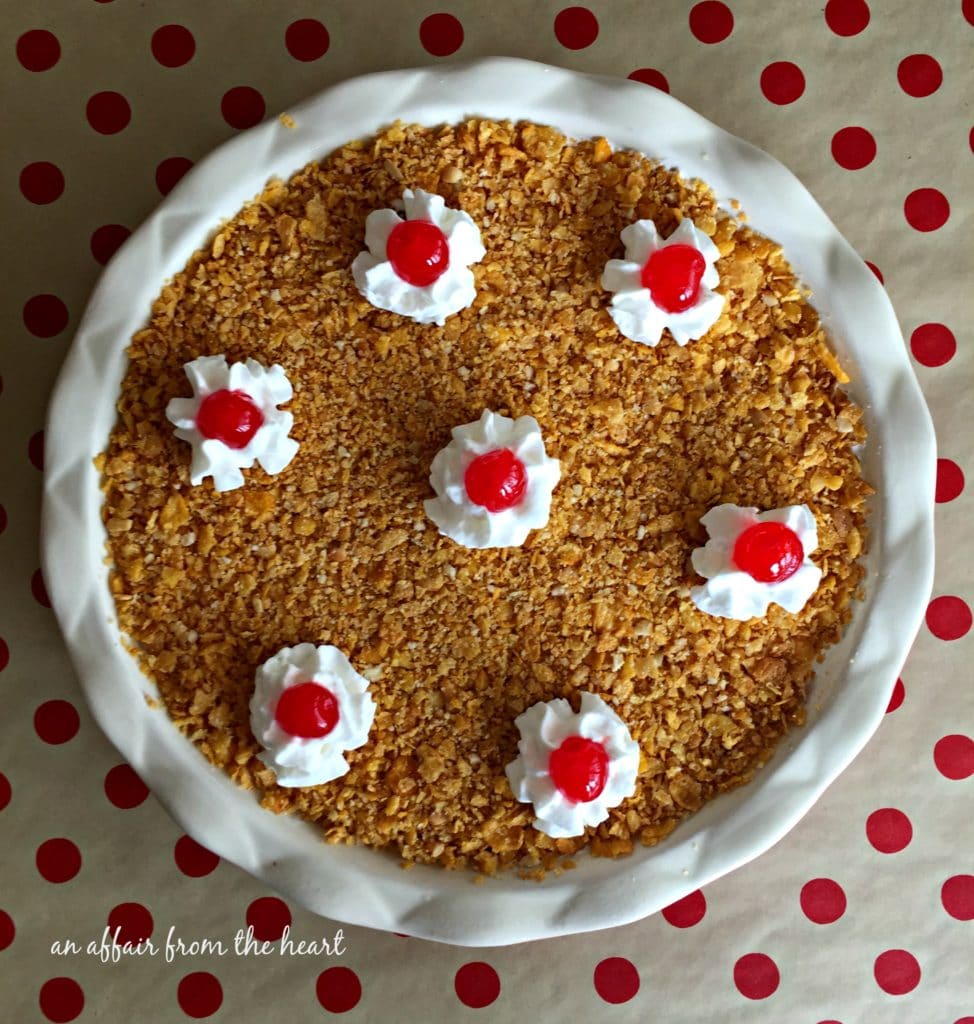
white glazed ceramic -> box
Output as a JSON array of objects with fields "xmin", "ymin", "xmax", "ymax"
[{"xmin": 42, "ymin": 58, "xmax": 936, "ymax": 947}]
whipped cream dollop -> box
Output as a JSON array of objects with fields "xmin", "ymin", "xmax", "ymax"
[
  {"xmin": 165, "ymin": 355, "xmax": 299, "ymax": 492},
  {"xmin": 424, "ymin": 409, "xmax": 561, "ymax": 549},
  {"xmin": 506, "ymin": 692, "xmax": 640, "ymax": 839},
  {"xmin": 690, "ymin": 503, "xmax": 823, "ymax": 620},
  {"xmin": 351, "ymin": 188, "xmax": 486, "ymax": 326},
  {"xmin": 601, "ymin": 217, "xmax": 724, "ymax": 346},
  {"xmin": 249, "ymin": 643, "xmax": 376, "ymax": 787}
]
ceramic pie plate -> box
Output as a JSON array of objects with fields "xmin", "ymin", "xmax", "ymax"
[{"xmin": 42, "ymin": 58, "xmax": 935, "ymax": 947}]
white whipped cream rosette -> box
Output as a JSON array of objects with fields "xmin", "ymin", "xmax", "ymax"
[
  {"xmin": 506, "ymin": 692, "xmax": 641, "ymax": 839},
  {"xmin": 424, "ymin": 409, "xmax": 561, "ymax": 549},
  {"xmin": 250, "ymin": 643, "xmax": 376, "ymax": 788},
  {"xmin": 165, "ymin": 355, "xmax": 299, "ymax": 492},
  {"xmin": 351, "ymin": 188, "xmax": 486, "ymax": 326},
  {"xmin": 690, "ymin": 503, "xmax": 823, "ymax": 620},
  {"xmin": 601, "ymin": 216, "xmax": 724, "ymax": 346}
]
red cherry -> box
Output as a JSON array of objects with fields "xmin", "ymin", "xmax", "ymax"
[
  {"xmin": 463, "ymin": 448, "xmax": 528, "ymax": 512},
  {"xmin": 548, "ymin": 735, "xmax": 610, "ymax": 803},
  {"xmin": 640, "ymin": 243, "xmax": 706, "ymax": 313},
  {"xmin": 195, "ymin": 389, "xmax": 264, "ymax": 449},
  {"xmin": 273, "ymin": 682, "xmax": 340, "ymax": 738},
  {"xmin": 386, "ymin": 219, "xmax": 450, "ymax": 286},
  {"xmin": 732, "ymin": 521, "xmax": 804, "ymax": 583}
]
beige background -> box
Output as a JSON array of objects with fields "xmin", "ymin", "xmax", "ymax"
[{"xmin": 2, "ymin": 1, "xmax": 972, "ymax": 1020}]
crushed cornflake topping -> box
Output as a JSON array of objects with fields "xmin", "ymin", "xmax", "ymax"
[{"xmin": 101, "ymin": 119, "xmax": 870, "ymax": 876}]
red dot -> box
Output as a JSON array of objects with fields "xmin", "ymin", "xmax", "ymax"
[
  {"xmin": 246, "ymin": 897, "xmax": 291, "ymax": 942},
  {"xmin": 965, "ymin": 0, "xmax": 974, "ymax": 25},
  {"xmin": 20, "ymin": 161, "xmax": 65, "ymax": 204},
  {"xmin": 661, "ymin": 889, "xmax": 707, "ymax": 927},
  {"xmin": 927, "ymin": 596, "xmax": 972, "ymax": 640},
  {"xmin": 151, "ymin": 24, "xmax": 196, "ymax": 68},
  {"xmin": 108, "ymin": 902, "xmax": 154, "ymax": 946},
  {"xmin": 910, "ymin": 322, "xmax": 956, "ymax": 367},
  {"xmin": 825, "ymin": 0, "xmax": 870, "ymax": 35},
  {"xmin": 865, "ymin": 261, "xmax": 884, "ymax": 283},
  {"xmin": 554, "ymin": 6, "xmax": 599, "ymax": 49},
  {"xmin": 419, "ymin": 13, "xmax": 464, "ymax": 56},
  {"xmin": 23, "ymin": 294, "xmax": 69, "ymax": 338},
  {"xmin": 733, "ymin": 953, "xmax": 780, "ymax": 1000},
  {"xmin": 34, "ymin": 700, "xmax": 79, "ymax": 744},
  {"xmin": 0, "ymin": 771, "xmax": 10, "ymax": 811},
  {"xmin": 904, "ymin": 188, "xmax": 950, "ymax": 232},
  {"xmin": 936, "ymin": 459, "xmax": 965, "ymax": 503},
  {"xmin": 285, "ymin": 18, "xmax": 330, "ymax": 61},
  {"xmin": 897, "ymin": 54, "xmax": 943, "ymax": 97},
  {"xmin": 874, "ymin": 949, "xmax": 920, "ymax": 995},
  {"xmin": 941, "ymin": 875, "xmax": 974, "ymax": 920},
  {"xmin": 39, "ymin": 978, "xmax": 85, "ymax": 1023},
  {"xmin": 177, "ymin": 972, "xmax": 223, "ymax": 1018},
  {"xmin": 0, "ymin": 505, "xmax": 6, "ymax": 534},
  {"xmin": 454, "ymin": 962, "xmax": 500, "ymax": 1008},
  {"xmin": 32, "ymin": 568, "xmax": 51, "ymax": 608},
  {"xmin": 628, "ymin": 68, "xmax": 670, "ymax": 92},
  {"xmin": 689, "ymin": 1, "xmax": 734, "ymax": 43},
  {"xmin": 36, "ymin": 838, "xmax": 82, "ymax": 883},
  {"xmin": 0, "ymin": 909, "xmax": 14, "ymax": 950},
  {"xmin": 90, "ymin": 224, "xmax": 131, "ymax": 265},
  {"xmin": 156, "ymin": 156, "xmax": 193, "ymax": 196},
  {"xmin": 174, "ymin": 835, "xmax": 220, "ymax": 877},
  {"xmin": 761, "ymin": 61, "xmax": 806, "ymax": 105},
  {"xmin": 105, "ymin": 764, "xmax": 150, "ymax": 808},
  {"xmin": 800, "ymin": 878, "xmax": 847, "ymax": 924},
  {"xmin": 969, "ymin": 125, "xmax": 974, "ymax": 153},
  {"xmin": 86, "ymin": 91, "xmax": 131, "ymax": 134},
  {"xmin": 29, "ymin": 430, "xmax": 45, "ymax": 470},
  {"xmin": 886, "ymin": 677, "xmax": 905, "ymax": 713},
  {"xmin": 316, "ymin": 966, "xmax": 362, "ymax": 1013},
  {"xmin": 831, "ymin": 127, "xmax": 876, "ymax": 170},
  {"xmin": 0, "ymin": 636, "xmax": 8, "ymax": 672},
  {"xmin": 866, "ymin": 808, "xmax": 913, "ymax": 853},
  {"xmin": 934, "ymin": 734, "xmax": 974, "ymax": 780},
  {"xmin": 221, "ymin": 86, "xmax": 265, "ymax": 130},
  {"xmin": 17, "ymin": 29, "xmax": 61, "ymax": 72},
  {"xmin": 593, "ymin": 957, "xmax": 640, "ymax": 1004}
]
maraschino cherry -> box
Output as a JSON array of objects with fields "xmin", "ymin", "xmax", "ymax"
[
  {"xmin": 640, "ymin": 243, "xmax": 706, "ymax": 313},
  {"xmin": 732, "ymin": 521, "xmax": 804, "ymax": 583},
  {"xmin": 548, "ymin": 736, "xmax": 610, "ymax": 803},
  {"xmin": 463, "ymin": 448, "xmax": 528, "ymax": 512},
  {"xmin": 196, "ymin": 389, "xmax": 264, "ymax": 449},
  {"xmin": 274, "ymin": 682, "xmax": 340, "ymax": 738},
  {"xmin": 386, "ymin": 219, "xmax": 450, "ymax": 287}
]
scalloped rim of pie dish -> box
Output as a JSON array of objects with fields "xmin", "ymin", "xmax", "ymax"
[{"xmin": 41, "ymin": 58, "xmax": 935, "ymax": 947}]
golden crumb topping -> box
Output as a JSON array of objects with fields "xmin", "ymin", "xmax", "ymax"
[{"xmin": 100, "ymin": 120, "xmax": 870, "ymax": 874}]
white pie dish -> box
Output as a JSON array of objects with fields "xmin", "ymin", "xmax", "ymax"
[{"xmin": 42, "ymin": 57, "xmax": 935, "ymax": 947}]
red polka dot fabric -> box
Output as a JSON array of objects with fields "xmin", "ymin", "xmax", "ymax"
[
  {"xmin": 107, "ymin": 902, "xmax": 154, "ymax": 946},
  {"xmin": 2, "ymin": 2, "xmax": 970, "ymax": 1021},
  {"xmin": 151, "ymin": 25, "xmax": 196, "ymax": 69}
]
